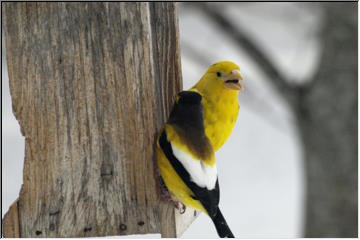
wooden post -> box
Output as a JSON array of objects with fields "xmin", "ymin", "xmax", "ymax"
[{"xmin": 2, "ymin": 2, "xmax": 197, "ymax": 237}]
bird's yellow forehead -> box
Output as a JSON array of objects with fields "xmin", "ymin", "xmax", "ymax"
[{"xmin": 207, "ymin": 61, "xmax": 240, "ymax": 74}]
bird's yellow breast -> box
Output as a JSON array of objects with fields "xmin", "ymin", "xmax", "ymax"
[{"xmin": 201, "ymin": 93, "xmax": 239, "ymax": 151}]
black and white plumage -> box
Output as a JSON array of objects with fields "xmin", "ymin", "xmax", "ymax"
[{"xmin": 156, "ymin": 91, "xmax": 234, "ymax": 238}]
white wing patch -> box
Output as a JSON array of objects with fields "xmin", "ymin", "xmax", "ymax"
[{"xmin": 171, "ymin": 143, "xmax": 217, "ymax": 190}]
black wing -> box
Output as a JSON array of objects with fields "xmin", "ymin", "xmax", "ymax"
[{"xmin": 159, "ymin": 130, "xmax": 220, "ymax": 217}]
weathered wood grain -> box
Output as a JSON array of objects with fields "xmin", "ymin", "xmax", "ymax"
[
  {"xmin": 148, "ymin": 2, "xmax": 198, "ymax": 237},
  {"xmin": 2, "ymin": 2, "xmax": 196, "ymax": 237},
  {"xmin": 2, "ymin": 200, "xmax": 20, "ymax": 237}
]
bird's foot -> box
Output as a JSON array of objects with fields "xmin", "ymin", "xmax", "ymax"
[
  {"xmin": 174, "ymin": 201, "xmax": 186, "ymax": 214},
  {"xmin": 158, "ymin": 176, "xmax": 186, "ymax": 214}
]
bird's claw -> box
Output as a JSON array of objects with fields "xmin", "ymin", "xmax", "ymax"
[
  {"xmin": 180, "ymin": 205, "xmax": 186, "ymax": 214},
  {"xmin": 174, "ymin": 201, "xmax": 186, "ymax": 214}
]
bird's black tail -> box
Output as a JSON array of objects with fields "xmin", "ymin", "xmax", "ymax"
[{"xmin": 210, "ymin": 207, "xmax": 235, "ymax": 238}]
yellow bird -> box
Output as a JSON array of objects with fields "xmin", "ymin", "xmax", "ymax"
[
  {"xmin": 189, "ymin": 61, "xmax": 243, "ymax": 151},
  {"xmin": 157, "ymin": 91, "xmax": 234, "ymax": 238}
]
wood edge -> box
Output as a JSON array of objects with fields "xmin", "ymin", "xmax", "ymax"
[
  {"xmin": 158, "ymin": 201, "xmax": 198, "ymax": 238},
  {"xmin": 175, "ymin": 207, "xmax": 198, "ymax": 237},
  {"xmin": 2, "ymin": 199, "xmax": 20, "ymax": 237},
  {"xmin": 159, "ymin": 201, "xmax": 176, "ymax": 238}
]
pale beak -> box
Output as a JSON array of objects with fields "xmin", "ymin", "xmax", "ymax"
[{"xmin": 224, "ymin": 69, "xmax": 244, "ymax": 91}]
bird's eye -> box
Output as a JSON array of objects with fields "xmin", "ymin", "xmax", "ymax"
[{"xmin": 216, "ymin": 72, "xmax": 222, "ymax": 77}]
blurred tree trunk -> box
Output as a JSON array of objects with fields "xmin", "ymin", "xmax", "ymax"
[
  {"xmin": 197, "ymin": 2, "xmax": 357, "ymax": 237},
  {"xmin": 297, "ymin": 3, "xmax": 357, "ymax": 237},
  {"xmin": 2, "ymin": 2, "xmax": 197, "ymax": 237}
]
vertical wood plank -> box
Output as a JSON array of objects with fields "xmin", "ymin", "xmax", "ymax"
[
  {"xmin": 3, "ymin": 200, "xmax": 20, "ymax": 237},
  {"xmin": 148, "ymin": 2, "xmax": 198, "ymax": 237},
  {"xmin": 2, "ymin": 2, "xmax": 196, "ymax": 237}
]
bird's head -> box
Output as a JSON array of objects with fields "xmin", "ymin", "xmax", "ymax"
[{"xmin": 194, "ymin": 61, "xmax": 244, "ymax": 94}]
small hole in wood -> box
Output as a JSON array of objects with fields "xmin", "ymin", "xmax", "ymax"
[
  {"xmin": 84, "ymin": 227, "xmax": 92, "ymax": 232},
  {"xmin": 120, "ymin": 223, "xmax": 127, "ymax": 231},
  {"xmin": 35, "ymin": 230, "xmax": 42, "ymax": 235},
  {"xmin": 137, "ymin": 221, "xmax": 145, "ymax": 226}
]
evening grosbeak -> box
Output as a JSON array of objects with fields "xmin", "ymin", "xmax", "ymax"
[
  {"xmin": 190, "ymin": 61, "xmax": 243, "ymax": 151},
  {"xmin": 156, "ymin": 91, "xmax": 235, "ymax": 238}
]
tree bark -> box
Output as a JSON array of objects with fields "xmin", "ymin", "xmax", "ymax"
[{"xmin": 2, "ymin": 2, "xmax": 196, "ymax": 237}]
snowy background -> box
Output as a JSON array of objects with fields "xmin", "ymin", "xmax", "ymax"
[
  {"xmin": 2, "ymin": 3, "xmax": 324, "ymax": 238},
  {"xmin": 179, "ymin": 3, "xmax": 321, "ymax": 238}
]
